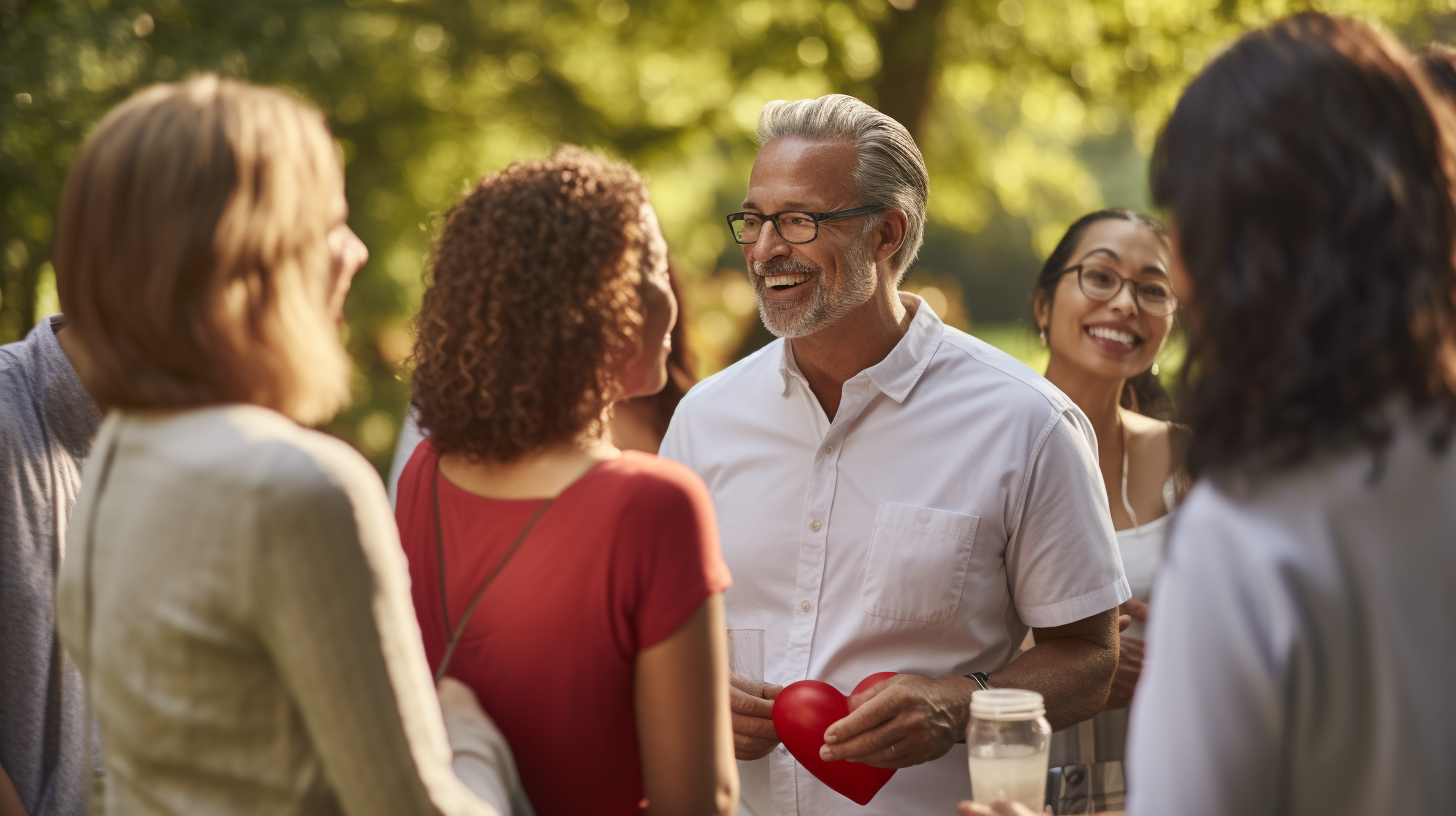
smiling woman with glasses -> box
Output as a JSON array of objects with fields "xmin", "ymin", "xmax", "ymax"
[{"xmin": 1027, "ymin": 207, "xmax": 1190, "ymax": 814}]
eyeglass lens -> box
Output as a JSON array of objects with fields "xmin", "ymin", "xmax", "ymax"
[
  {"xmin": 1078, "ymin": 263, "xmax": 1176, "ymax": 315},
  {"xmin": 731, "ymin": 212, "xmax": 818, "ymax": 244}
]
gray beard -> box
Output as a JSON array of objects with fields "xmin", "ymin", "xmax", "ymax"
[{"xmin": 750, "ymin": 243, "xmax": 877, "ymax": 339}]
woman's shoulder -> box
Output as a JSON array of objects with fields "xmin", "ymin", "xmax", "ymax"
[
  {"xmin": 118, "ymin": 406, "xmax": 368, "ymax": 486},
  {"xmin": 1122, "ymin": 411, "xmax": 1192, "ymax": 506},
  {"xmin": 168, "ymin": 406, "xmax": 387, "ymax": 516},
  {"xmin": 116, "ymin": 405, "xmax": 397, "ymax": 561},
  {"xmin": 229, "ymin": 413, "xmax": 400, "ymax": 568},
  {"xmin": 588, "ymin": 451, "xmax": 716, "ymax": 522},
  {"xmin": 600, "ymin": 450, "xmax": 709, "ymax": 493},
  {"xmin": 1124, "ymin": 410, "xmax": 1182, "ymax": 440},
  {"xmin": 592, "ymin": 452, "xmax": 730, "ymax": 601},
  {"xmin": 1124, "ymin": 413, "xmax": 1192, "ymax": 465}
]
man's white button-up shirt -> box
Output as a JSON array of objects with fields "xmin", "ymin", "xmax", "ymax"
[{"xmin": 660, "ymin": 297, "xmax": 1129, "ymax": 816}]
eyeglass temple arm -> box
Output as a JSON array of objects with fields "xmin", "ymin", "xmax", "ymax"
[{"xmin": 815, "ymin": 204, "xmax": 888, "ymax": 222}]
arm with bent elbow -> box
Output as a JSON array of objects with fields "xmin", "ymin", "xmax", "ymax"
[
  {"xmin": 989, "ymin": 607, "xmax": 1121, "ymax": 731},
  {"xmin": 635, "ymin": 595, "xmax": 739, "ymax": 816}
]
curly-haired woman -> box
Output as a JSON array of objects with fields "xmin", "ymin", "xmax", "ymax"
[
  {"xmin": 394, "ymin": 147, "xmax": 737, "ymax": 816},
  {"xmin": 1029, "ymin": 209, "xmax": 1187, "ymax": 809}
]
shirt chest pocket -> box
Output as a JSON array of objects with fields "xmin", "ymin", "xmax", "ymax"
[{"xmin": 860, "ymin": 502, "xmax": 979, "ymax": 622}]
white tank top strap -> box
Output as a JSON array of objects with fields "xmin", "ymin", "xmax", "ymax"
[{"xmin": 1120, "ymin": 422, "xmax": 1138, "ymax": 529}]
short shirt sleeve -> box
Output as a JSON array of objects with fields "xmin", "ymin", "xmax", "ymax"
[
  {"xmin": 611, "ymin": 457, "xmax": 731, "ymax": 653},
  {"xmin": 1005, "ymin": 409, "xmax": 1130, "ymax": 628}
]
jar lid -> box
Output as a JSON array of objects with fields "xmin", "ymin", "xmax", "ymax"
[{"xmin": 970, "ymin": 688, "xmax": 1045, "ymax": 721}]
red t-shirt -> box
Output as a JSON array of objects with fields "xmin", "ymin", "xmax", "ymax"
[{"xmin": 395, "ymin": 441, "xmax": 731, "ymax": 816}]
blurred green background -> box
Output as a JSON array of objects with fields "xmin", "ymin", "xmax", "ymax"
[{"xmin": 4, "ymin": 0, "xmax": 1454, "ymax": 474}]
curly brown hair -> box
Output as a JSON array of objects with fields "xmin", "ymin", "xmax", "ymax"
[{"xmin": 410, "ymin": 146, "xmax": 650, "ymax": 462}]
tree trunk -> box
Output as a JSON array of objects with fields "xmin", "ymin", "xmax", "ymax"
[
  {"xmin": 873, "ymin": 0, "xmax": 950, "ymax": 141},
  {"xmin": 0, "ymin": 250, "xmax": 42, "ymax": 343}
]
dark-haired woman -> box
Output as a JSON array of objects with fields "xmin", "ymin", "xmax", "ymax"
[
  {"xmin": 394, "ymin": 147, "xmax": 737, "ymax": 816},
  {"xmin": 604, "ymin": 258, "xmax": 699, "ymax": 453},
  {"xmin": 963, "ymin": 16, "xmax": 1456, "ymax": 816},
  {"xmin": 1116, "ymin": 13, "xmax": 1456, "ymax": 816},
  {"xmin": 1030, "ymin": 209, "xmax": 1187, "ymax": 810}
]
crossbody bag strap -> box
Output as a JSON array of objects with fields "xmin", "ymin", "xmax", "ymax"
[{"xmin": 432, "ymin": 462, "xmax": 552, "ymax": 683}]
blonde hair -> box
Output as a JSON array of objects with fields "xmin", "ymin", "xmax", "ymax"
[{"xmin": 54, "ymin": 75, "xmax": 351, "ymax": 424}]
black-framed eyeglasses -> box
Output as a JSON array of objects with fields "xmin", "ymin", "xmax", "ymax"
[
  {"xmin": 725, "ymin": 205, "xmax": 886, "ymax": 245},
  {"xmin": 1061, "ymin": 263, "xmax": 1179, "ymax": 316}
]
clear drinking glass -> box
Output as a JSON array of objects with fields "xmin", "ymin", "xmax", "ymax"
[
  {"xmin": 727, "ymin": 628, "xmax": 765, "ymax": 698},
  {"xmin": 967, "ymin": 689, "xmax": 1052, "ymax": 812}
]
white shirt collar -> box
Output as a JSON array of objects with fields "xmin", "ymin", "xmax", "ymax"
[{"xmin": 776, "ymin": 292, "xmax": 945, "ymax": 402}]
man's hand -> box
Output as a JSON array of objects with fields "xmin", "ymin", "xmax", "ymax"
[
  {"xmin": 1121, "ymin": 597, "xmax": 1149, "ymax": 625},
  {"xmin": 818, "ymin": 674, "xmax": 975, "ymax": 768},
  {"xmin": 956, "ymin": 800, "xmax": 1040, "ymax": 816},
  {"xmin": 730, "ymin": 683, "xmax": 783, "ymax": 760}
]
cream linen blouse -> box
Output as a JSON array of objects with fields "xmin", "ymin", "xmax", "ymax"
[{"xmin": 56, "ymin": 406, "xmax": 507, "ymax": 816}]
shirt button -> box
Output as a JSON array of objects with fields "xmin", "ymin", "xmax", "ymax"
[
  {"xmin": 810, "ymin": 520, "xmax": 822, "ymax": 532},
  {"xmin": 824, "ymin": 444, "xmax": 834, "ymax": 454},
  {"xmin": 800, "ymin": 600, "xmax": 812, "ymax": 612}
]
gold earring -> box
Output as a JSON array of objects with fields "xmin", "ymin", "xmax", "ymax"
[
  {"xmin": 1038, "ymin": 327, "xmax": 1048, "ymax": 347},
  {"xmin": 1151, "ymin": 362, "xmax": 1160, "ymax": 376}
]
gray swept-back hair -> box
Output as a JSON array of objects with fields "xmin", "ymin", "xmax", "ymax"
[{"xmin": 755, "ymin": 94, "xmax": 928, "ymax": 278}]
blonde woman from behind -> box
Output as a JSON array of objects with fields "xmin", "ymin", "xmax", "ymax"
[{"xmin": 52, "ymin": 76, "xmax": 528, "ymax": 816}]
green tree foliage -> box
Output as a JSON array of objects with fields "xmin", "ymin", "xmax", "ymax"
[{"xmin": 3, "ymin": 0, "xmax": 1452, "ymax": 472}]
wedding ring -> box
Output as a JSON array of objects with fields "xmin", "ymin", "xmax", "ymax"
[{"xmin": 890, "ymin": 744, "xmax": 896, "ymax": 759}]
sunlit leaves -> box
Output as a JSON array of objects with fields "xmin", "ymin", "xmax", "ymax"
[{"xmin": 3, "ymin": 0, "xmax": 1454, "ymax": 467}]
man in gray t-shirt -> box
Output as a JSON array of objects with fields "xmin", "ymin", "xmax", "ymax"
[{"xmin": 0, "ymin": 315, "xmax": 100, "ymax": 816}]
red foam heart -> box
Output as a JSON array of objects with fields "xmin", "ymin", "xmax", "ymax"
[{"xmin": 772, "ymin": 673, "xmax": 899, "ymax": 806}]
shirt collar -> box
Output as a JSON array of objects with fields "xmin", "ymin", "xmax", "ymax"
[
  {"xmin": 28, "ymin": 315, "xmax": 102, "ymax": 461},
  {"xmin": 776, "ymin": 293, "xmax": 945, "ymax": 402},
  {"xmin": 777, "ymin": 339, "xmax": 801, "ymax": 394}
]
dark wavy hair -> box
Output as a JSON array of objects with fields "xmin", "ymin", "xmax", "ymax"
[
  {"xmin": 1034, "ymin": 208, "xmax": 1175, "ymax": 420},
  {"xmin": 1152, "ymin": 12, "xmax": 1456, "ymax": 481},
  {"xmin": 410, "ymin": 146, "xmax": 650, "ymax": 462},
  {"xmin": 618, "ymin": 257, "xmax": 698, "ymax": 438},
  {"xmin": 1419, "ymin": 43, "xmax": 1456, "ymax": 99}
]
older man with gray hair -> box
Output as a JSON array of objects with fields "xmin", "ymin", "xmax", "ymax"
[{"xmin": 659, "ymin": 95, "xmax": 1129, "ymax": 815}]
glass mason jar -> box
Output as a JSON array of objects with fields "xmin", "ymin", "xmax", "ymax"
[{"xmin": 967, "ymin": 688, "xmax": 1052, "ymax": 812}]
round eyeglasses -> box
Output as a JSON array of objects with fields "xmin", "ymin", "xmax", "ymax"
[
  {"xmin": 726, "ymin": 205, "xmax": 886, "ymax": 245},
  {"xmin": 1062, "ymin": 262, "xmax": 1178, "ymax": 316}
]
